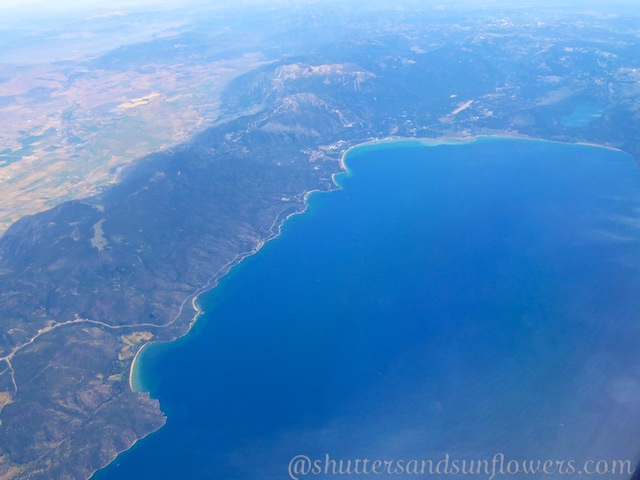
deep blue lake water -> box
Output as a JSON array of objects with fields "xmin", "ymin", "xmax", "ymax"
[{"xmin": 94, "ymin": 137, "xmax": 640, "ymax": 480}]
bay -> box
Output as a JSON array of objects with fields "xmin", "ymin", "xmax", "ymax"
[{"xmin": 94, "ymin": 137, "xmax": 640, "ymax": 480}]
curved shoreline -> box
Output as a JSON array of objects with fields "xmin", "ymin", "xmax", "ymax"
[
  {"xmin": 128, "ymin": 132, "xmax": 629, "ymax": 395},
  {"xmin": 338, "ymin": 133, "xmax": 624, "ymax": 167},
  {"xmin": 129, "ymin": 342, "xmax": 152, "ymax": 393},
  {"xmin": 128, "ymin": 186, "xmax": 331, "ymax": 393}
]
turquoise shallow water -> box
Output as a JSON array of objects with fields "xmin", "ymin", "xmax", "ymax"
[{"xmin": 94, "ymin": 137, "xmax": 640, "ymax": 480}]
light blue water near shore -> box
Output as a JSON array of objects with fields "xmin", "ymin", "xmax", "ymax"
[{"xmin": 94, "ymin": 138, "xmax": 640, "ymax": 480}]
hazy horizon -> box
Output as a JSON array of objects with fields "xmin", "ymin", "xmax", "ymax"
[{"xmin": 2, "ymin": 0, "xmax": 640, "ymax": 14}]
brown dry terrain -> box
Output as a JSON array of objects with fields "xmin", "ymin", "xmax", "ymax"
[{"xmin": 0, "ymin": 52, "xmax": 266, "ymax": 233}]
